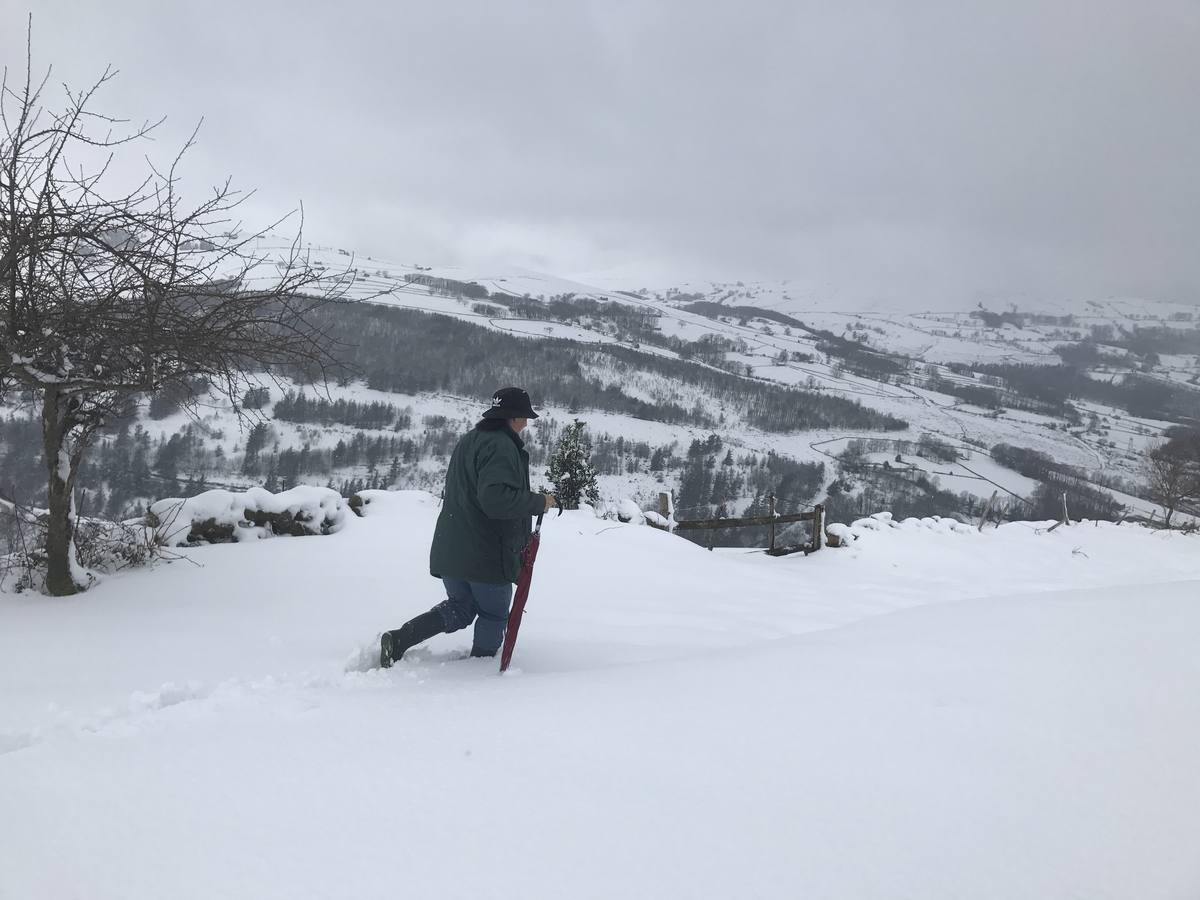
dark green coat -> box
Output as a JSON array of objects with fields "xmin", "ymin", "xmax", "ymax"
[{"xmin": 429, "ymin": 423, "xmax": 544, "ymax": 584}]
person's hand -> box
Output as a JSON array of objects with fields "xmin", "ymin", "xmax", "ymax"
[{"xmin": 543, "ymin": 493, "xmax": 558, "ymax": 512}]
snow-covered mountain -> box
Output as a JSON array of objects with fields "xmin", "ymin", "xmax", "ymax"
[
  {"xmin": 300, "ymin": 240, "xmax": 1200, "ymax": 365},
  {"xmin": 2, "ymin": 238, "xmax": 1198, "ymax": 529}
]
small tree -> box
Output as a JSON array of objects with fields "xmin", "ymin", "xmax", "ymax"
[
  {"xmin": 1145, "ymin": 442, "xmax": 1199, "ymax": 528},
  {"xmin": 546, "ymin": 419, "xmax": 599, "ymax": 510},
  {"xmin": 0, "ymin": 30, "xmax": 354, "ymax": 594}
]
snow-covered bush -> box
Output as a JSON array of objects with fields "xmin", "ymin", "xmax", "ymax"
[
  {"xmin": 74, "ymin": 517, "xmax": 157, "ymax": 572},
  {"xmin": 592, "ymin": 498, "xmax": 641, "ymax": 523},
  {"xmin": 147, "ymin": 486, "xmax": 349, "ymax": 547},
  {"xmin": 546, "ymin": 419, "xmax": 600, "ymax": 510},
  {"xmin": 615, "ymin": 498, "xmax": 645, "ymax": 524},
  {"xmin": 1, "ymin": 499, "xmax": 157, "ymax": 593}
]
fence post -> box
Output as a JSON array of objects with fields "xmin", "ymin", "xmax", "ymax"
[
  {"xmin": 768, "ymin": 492, "xmax": 776, "ymax": 553},
  {"xmin": 812, "ymin": 504, "xmax": 824, "ymax": 551},
  {"xmin": 658, "ymin": 491, "xmax": 674, "ymax": 532},
  {"xmin": 1061, "ymin": 491, "xmax": 1070, "ymax": 527}
]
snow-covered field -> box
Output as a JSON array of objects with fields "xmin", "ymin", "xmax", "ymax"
[
  {"xmin": 852, "ymin": 449, "xmax": 1042, "ymax": 501},
  {"xmin": 3, "ymin": 492, "xmax": 1199, "ymax": 899}
]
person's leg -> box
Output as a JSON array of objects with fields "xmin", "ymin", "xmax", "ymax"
[
  {"xmin": 379, "ymin": 608, "xmax": 443, "ymax": 668},
  {"xmin": 468, "ymin": 581, "xmax": 514, "ymax": 657},
  {"xmin": 380, "ymin": 578, "xmax": 472, "ymax": 668},
  {"xmin": 433, "ymin": 578, "xmax": 479, "ymax": 635}
]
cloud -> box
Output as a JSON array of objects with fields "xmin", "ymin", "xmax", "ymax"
[{"xmin": 6, "ymin": 0, "xmax": 1199, "ymax": 307}]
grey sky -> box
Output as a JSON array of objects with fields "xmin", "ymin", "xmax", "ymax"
[{"xmin": 4, "ymin": 0, "xmax": 1198, "ymax": 308}]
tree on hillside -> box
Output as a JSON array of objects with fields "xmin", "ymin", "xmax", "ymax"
[
  {"xmin": 0, "ymin": 30, "xmax": 353, "ymax": 594},
  {"xmin": 1145, "ymin": 440, "xmax": 1200, "ymax": 528},
  {"xmin": 546, "ymin": 419, "xmax": 599, "ymax": 510}
]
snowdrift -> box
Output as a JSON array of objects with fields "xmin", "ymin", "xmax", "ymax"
[
  {"xmin": 3, "ymin": 490, "xmax": 1200, "ymax": 899},
  {"xmin": 147, "ymin": 486, "xmax": 349, "ymax": 546}
]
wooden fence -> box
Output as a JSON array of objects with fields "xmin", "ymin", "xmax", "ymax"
[{"xmin": 648, "ymin": 493, "xmax": 824, "ymax": 556}]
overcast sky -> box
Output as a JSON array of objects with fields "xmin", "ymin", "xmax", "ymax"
[{"xmin": 4, "ymin": 0, "xmax": 1198, "ymax": 308}]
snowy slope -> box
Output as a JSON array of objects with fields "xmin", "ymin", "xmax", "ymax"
[
  {"xmin": 38, "ymin": 234, "xmax": 1189, "ymax": 507},
  {"xmin": 263, "ymin": 237, "xmax": 1200, "ymax": 367},
  {"xmin": 3, "ymin": 495, "xmax": 1200, "ymax": 899},
  {"xmin": 628, "ymin": 275, "xmax": 1200, "ymax": 320},
  {"xmin": 322, "ymin": 247, "xmax": 1197, "ymax": 489}
]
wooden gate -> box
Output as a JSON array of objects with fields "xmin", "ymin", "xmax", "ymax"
[{"xmin": 649, "ymin": 493, "xmax": 824, "ymax": 556}]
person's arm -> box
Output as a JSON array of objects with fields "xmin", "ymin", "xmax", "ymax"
[{"xmin": 476, "ymin": 442, "xmax": 547, "ymax": 520}]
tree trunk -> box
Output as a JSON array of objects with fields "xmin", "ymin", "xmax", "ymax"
[{"xmin": 41, "ymin": 388, "xmax": 84, "ymax": 596}]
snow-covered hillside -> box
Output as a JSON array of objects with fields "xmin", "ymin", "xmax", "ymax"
[
  {"xmin": 262, "ymin": 239, "xmax": 1200, "ymax": 366},
  {"xmin": 2, "ymin": 238, "xmax": 1197, "ymax": 534},
  {"xmin": 287, "ymin": 238, "xmax": 1199, "ymax": 492},
  {"xmin": 3, "ymin": 495, "xmax": 1200, "ymax": 898}
]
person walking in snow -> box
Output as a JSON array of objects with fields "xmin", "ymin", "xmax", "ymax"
[{"xmin": 380, "ymin": 387, "xmax": 556, "ymax": 667}]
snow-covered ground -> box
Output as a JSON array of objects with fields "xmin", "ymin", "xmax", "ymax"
[
  {"xmin": 852, "ymin": 450, "xmax": 1042, "ymax": 501},
  {"xmin": 3, "ymin": 493, "xmax": 1199, "ymax": 899}
]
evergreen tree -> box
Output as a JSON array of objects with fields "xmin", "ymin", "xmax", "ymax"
[
  {"xmin": 242, "ymin": 422, "xmax": 269, "ymax": 475},
  {"xmin": 241, "ymin": 386, "xmax": 271, "ymax": 410},
  {"xmin": 264, "ymin": 454, "xmax": 280, "ymax": 492},
  {"xmin": 546, "ymin": 419, "xmax": 600, "ymax": 510}
]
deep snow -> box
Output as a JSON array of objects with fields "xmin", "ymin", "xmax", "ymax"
[{"xmin": 2, "ymin": 493, "xmax": 1199, "ymax": 899}]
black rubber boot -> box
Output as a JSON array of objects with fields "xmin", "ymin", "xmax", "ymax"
[
  {"xmin": 380, "ymin": 610, "xmax": 445, "ymax": 668},
  {"xmin": 469, "ymin": 647, "xmax": 497, "ymax": 658}
]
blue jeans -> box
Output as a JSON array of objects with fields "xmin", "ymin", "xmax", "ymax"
[{"xmin": 433, "ymin": 578, "xmax": 514, "ymax": 656}]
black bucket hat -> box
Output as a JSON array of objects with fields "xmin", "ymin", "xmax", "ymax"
[{"xmin": 482, "ymin": 386, "xmax": 539, "ymax": 420}]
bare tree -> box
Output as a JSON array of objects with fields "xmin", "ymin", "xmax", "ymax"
[
  {"xmin": 1, "ymin": 28, "xmax": 354, "ymax": 594},
  {"xmin": 1145, "ymin": 442, "xmax": 1199, "ymax": 528}
]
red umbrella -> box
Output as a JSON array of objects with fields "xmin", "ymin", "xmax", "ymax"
[{"xmin": 499, "ymin": 511, "xmax": 548, "ymax": 673}]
